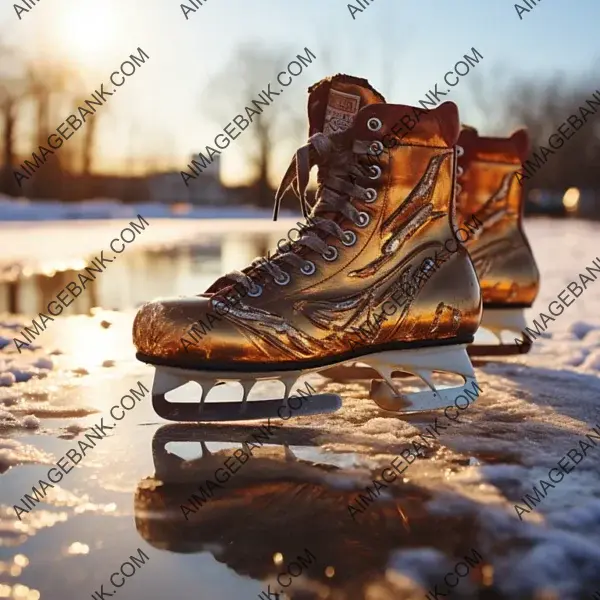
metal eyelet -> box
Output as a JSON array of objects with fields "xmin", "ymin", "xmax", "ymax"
[
  {"xmin": 322, "ymin": 245, "xmax": 339, "ymax": 261},
  {"xmin": 274, "ymin": 271, "xmax": 291, "ymax": 286},
  {"xmin": 212, "ymin": 299, "xmax": 228, "ymax": 313},
  {"xmin": 456, "ymin": 145, "xmax": 464, "ymax": 157},
  {"xmin": 367, "ymin": 117, "xmax": 382, "ymax": 132},
  {"xmin": 342, "ymin": 230, "xmax": 357, "ymax": 246},
  {"xmin": 364, "ymin": 188, "xmax": 377, "ymax": 203},
  {"xmin": 456, "ymin": 184, "xmax": 463, "ymax": 194},
  {"xmin": 368, "ymin": 165, "xmax": 382, "ymax": 180},
  {"xmin": 247, "ymin": 284, "xmax": 263, "ymax": 297},
  {"xmin": 456, "ymin": 166, "xmax": 464, "ymax": 177},
  {"xmin": 356, "ymin": 212, "xmax": 370, "ymax": 228},
  {"xmin": 369, "ymin": 140, "xmax": 384, "ymax": 156},
  {"xmin": 301, "ymin": 260, "xmax": 316, "ymax": 275}
]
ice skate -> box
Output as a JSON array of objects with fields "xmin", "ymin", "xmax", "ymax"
[
  {"xmin": 456, "ymin": 127, "xmax": 540, "ymax": 356},
  {"xmin": 133, "ymin": 74, "xmax": 482, "ymax": 421}
]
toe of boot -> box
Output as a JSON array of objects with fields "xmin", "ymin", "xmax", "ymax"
[
  {"xmin": 132, "ymin": 295, "xmax": 258, "ymax": 366},
  {"xmin": 133, "ymin": 296, "xmax": 216, "ymax": 361}
]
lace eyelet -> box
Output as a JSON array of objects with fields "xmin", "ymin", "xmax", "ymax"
[
  {"xmin": 456, "ymin": 166, "xmax": 464, "ymax": 177},
  {"xmin": 369, "ymin": 140, "xmax": 384, "ymax": 156},
  {"xmin": 342, "ymin": 230, "xmax": 357, "ymax": 246},
  {"xmin": 274, "ymin": 271, "xmax": 291, "ymax": 286},
  {"xmin": 356, "ymin": 212, "xmax": 370, "ymax": 228},
  {"xmin": 247, "ymin": 284, "xmax": 263, "ymax": 297},
  {"xmin": 364, "ymin": 188, "xmax": 377, "ymax": 203},
  {"xmin": 368, "ymin": 165, "xmax": 382, "ymax": 180},
  {"xmin": 456, "ymin": 145, "xmax": 464, "ymax": 158},
  {"xmin": 456, "ymin": 184, "xmax": 463, "ymax": 194},
  {"xmin": 322, "ymin": 245, "xmax": 339, "ymax": 261},
  {"xmin": 367, "ymin": 117, "xmax": 382, "ymax": 132},
  {"xmin": 212, "ymin": 299, "xmax": 228, "ymax": 313},
  {"xmin": 301, "ymin": 260, "xmax": 316, "ymax": 275}
]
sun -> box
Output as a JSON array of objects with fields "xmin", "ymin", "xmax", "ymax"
[{"xmin": 56, "ymin": 2, "xmax": 117, "ymax": 71}]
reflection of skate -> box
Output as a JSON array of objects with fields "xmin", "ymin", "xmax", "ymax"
[
  {"xmin": 133, "ymin": 426, "xmax": 487, "ymax": 598},
  {"xmin": 133, "ymin": 74, "xmax": 481, "ymax": 422},
  {"xmin": 149, "ymin": 424, "xmax": 355, "ymax": 486},
  {"xmin": 456, "ymin": 127, "xmax": 540, "ymax": 357}
]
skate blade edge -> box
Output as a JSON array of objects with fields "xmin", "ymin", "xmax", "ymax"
[{"xmin": 152, "ymin": 392, "xmax": 342, "ymax": 422}]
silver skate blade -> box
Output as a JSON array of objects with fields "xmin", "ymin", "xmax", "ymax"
[
  {"xmin": 318, "ymin": 363, "xmax": 414, "ymax": 382},
  {"xmin": 362, "ymin": 345, "xmax": 480, "ymax": 413},
  {"xmin": 152, "ymin": 393, "xmax": 342, "ymax": 422},
  {"xmin": 469, "ymin": 307, "xmax": 532, "ymax": 356}
]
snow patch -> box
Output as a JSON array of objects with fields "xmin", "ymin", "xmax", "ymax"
[
  {"xmin": 0, "ymin": 372, "xmax": 16, "ymax": 387},
  {"xmin": 568, "ymin": 320, "xmax": 600, "ymax": 340},
  {"xmin": 0, "ymin": 438, "xmax": 52, "ymax": 471}
]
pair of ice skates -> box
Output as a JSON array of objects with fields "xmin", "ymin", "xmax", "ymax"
[{"xmin": 133, "ymin": 74, "xmax": 539, "ymax": 422}]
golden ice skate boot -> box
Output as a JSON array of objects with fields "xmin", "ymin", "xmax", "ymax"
[
  {"xmin": 456, "ymin": 127, "xmax": 540, "ymax": 355},
  {"xmin": 133, "ymin": 74, "xmax": 482, "ymax": 421}
]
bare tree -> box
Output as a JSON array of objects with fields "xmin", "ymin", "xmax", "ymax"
[
  {"xmin": 201, "ymin": 44, "xmax": 307, "ymax": 208},
  {"xmin": 0, "ymin": 45, "xmax": 26, "ymax": 195},
  {"xmin": 75, "ymin": 92, "xmax": 100, "ymax": 176},
  {"xmin": 464, "ymin": 64, "xmax": 515, "ymax": 135},
  {"xmin": 24, "ymin": 59, "xmax": 81, "ymax": 197},
  {"xmin": 0, "ymin": 82, "xmax": 24, "ymax": 195},
  {"xmin": 466, "ymin": 66, "xmax": 600, "ymax": 202}
]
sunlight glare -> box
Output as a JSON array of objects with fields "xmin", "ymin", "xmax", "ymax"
[{"xmin": 58, "ymin": 2, "xmax": 116, "ymax": 68}]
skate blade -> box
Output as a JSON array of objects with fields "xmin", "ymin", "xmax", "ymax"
[
  {"xmin": 150, "ymin": 343, "xmax": 479, "ymax": 420},
  {"xmin": 318, "ymin": 363, "xmax": 412, "ymax": 382},
  {"xmin": 359, "ymin": 344, "xmax": 480, "ymax": 413},
  {"xmin": 153, "ymin": 393, "xmax": 342, "ymax": 422},
  {"xmin": 151, "ymin": 365, "xmax": 341, "ymax": 422},
  {"xmin": 469, "ymin": 307, "xmax": 532, "ymax": 357}
]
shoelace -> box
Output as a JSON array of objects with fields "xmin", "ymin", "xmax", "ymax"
[
  {"xmin": 455, "ymin": 144, "xmax": 464, "ymax": 194},
  {"xmin": 224, "ymin": 131, "xmax": 377, "ymax": 295}
]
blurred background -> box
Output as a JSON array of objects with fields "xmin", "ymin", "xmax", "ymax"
[{"xmin": 1, "ymin": 0, "xmax": 599, "ymax": 315}]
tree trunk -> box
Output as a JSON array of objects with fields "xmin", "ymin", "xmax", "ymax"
[{"xmin": 1, "ymin": 97, "xmax": 18, "ymax": 195}]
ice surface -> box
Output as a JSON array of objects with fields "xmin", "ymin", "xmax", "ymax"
[{"xmin": 0, "ymin": 217, "xmax": 599, "ymax": 598}]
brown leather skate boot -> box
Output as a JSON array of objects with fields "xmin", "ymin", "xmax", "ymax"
[
  {"xmin": 133, "ymin": 74, "xmax": 482, "ymax": 421},
  {"xmin": 456, "ymin": 127, "xmax": 540, "ymax": 355}
]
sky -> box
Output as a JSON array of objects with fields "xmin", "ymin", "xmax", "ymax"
[{"xmin": 1, "ymin": 0, "xmax": 600, "ymax": 186}]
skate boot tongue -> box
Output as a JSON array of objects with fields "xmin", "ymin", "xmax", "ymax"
[{"xmin": 307, "ymin": 74, "xmax": 386, "ymax": 136}]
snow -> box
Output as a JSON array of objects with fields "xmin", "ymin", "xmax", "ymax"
[
  {"xmin": 0, "ymin": 439, "xmax": 50, "ymax": 470},
  {"xmin": 0, "ymin": 372, "xmax": 16, "ymax": 387},
  {"xmin": 0, "ymin": 351, "xmax": 54, "ymax": 386}
]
